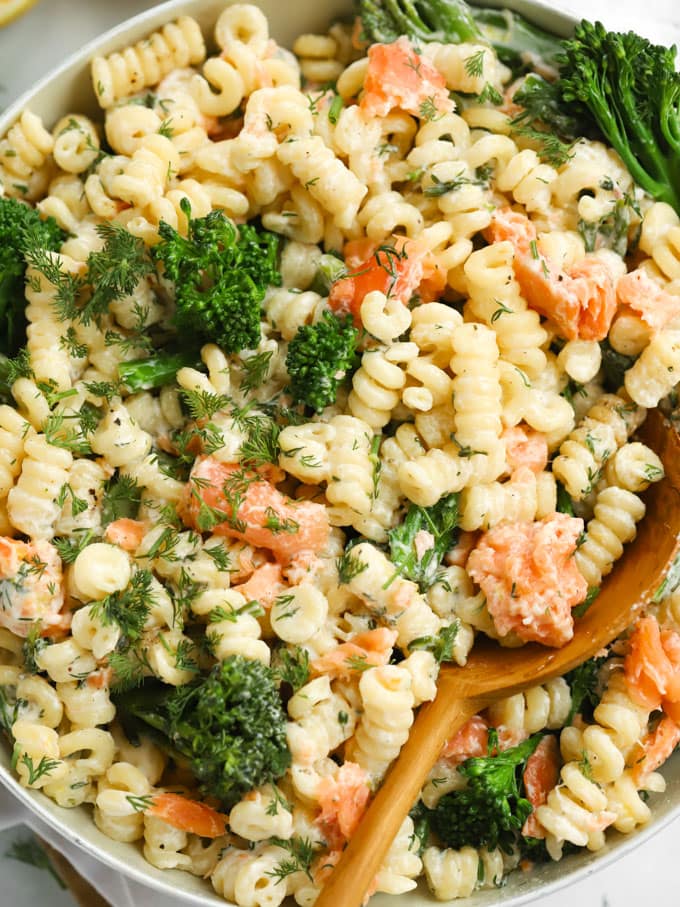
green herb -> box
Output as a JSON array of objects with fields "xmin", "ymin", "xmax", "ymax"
[
  {"xmin": 328, "ymin": 94, "xmax": 344, "ymax": 124},
  {"xmin": 271, "ymin": 646, "xmax": 310, "ymax": 693},
  {"xmin": 408, "ymin": 622, "xmax": 459, "ymax": 663},
  {"xmin": 240, "ymin": 349, "xmax": 274, "ymax": 393},
  {"xmin": 388, "ymin": 494, "xmax": 459, "ymax": 592},
  {"xmin": 267, "ymin": 836, "xmax": 316, "ymax": 883},
  {"xmin": 572, "ymin": 586, "xmax": 600, "ymax": 618},
  {"xmin": 101, "ymin": 474, "xmax": 142, "ymax": 526},
  {"xmin": 337, "ymin": 548, "xmax": 368, "ymax": 585}
]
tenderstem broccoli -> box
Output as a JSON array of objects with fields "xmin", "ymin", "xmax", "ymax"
[
  {"xmin": 152, "ymin": 200, "xmax": 281, "ymax": 355},
  {"xmin": 118, "ymin": 350, "xmax": 203, "ymax": 393},
  {"xmin": 285, "ymin": 310, "xmax": 358, "ymax": 412},
  {"xmin": 115, "ymin": 656, "xmax": 291, "ymax": 808},
  {"xmin": 356, "ymin": 0, "xmax": 564, "ymax": 73},
  {"xmin": 0, "ymin": 198, "xmax": 65, "ymax": 356},
  {"xmin": 558, "ymin": 23, "xmax": 680, "ymax": 212},
  {"xmin": 427, "ymin": 732, "xmax": 543, "ymax": 851}
]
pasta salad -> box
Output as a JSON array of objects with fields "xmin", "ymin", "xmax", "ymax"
[{"xmin": 0, "ymin": 1, "xmax": 680, "ymax": 903}]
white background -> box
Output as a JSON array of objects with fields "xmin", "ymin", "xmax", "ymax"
[{"xmin": 1, "ymin": 0, "xmax": 679, "ymax": 905}]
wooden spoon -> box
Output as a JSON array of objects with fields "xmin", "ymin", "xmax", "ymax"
[{"xmin": 316, "ymin": 409, "xmax": 680, "ymax": 907}]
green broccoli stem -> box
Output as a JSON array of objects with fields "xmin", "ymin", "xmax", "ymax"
[
  {"xmin": 586, "ymin": 87, "xmax": 679, "ymax": 211},
  {"xmin": 421, "ymin": 0, "xmax": 480, "ymax": 42},
  {"xmin": 118, "ymin": 351, "xmax": 203, "ymax": 393},
  {"xmin": 472, "ymin": 8, "xmax": 564, "ymax": 73},
  {"xmin": 357, "ymin": 0, "xmax": 481, "ymax": 44}
]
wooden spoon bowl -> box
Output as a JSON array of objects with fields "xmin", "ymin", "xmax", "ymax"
[{"xmin": 316, "ymin": 409, "xmax": 680, "ymax": 907}]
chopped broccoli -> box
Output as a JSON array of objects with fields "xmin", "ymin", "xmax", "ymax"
[
  {"xmin": 309, "ymin": 253, "xmax": 347, "ymax": 296},
  {"xmin": 555, "ymin": 481, "xmax": 575, "ymax": 517},
  {"xmin": 0, "ymin": 198, "xmax": 65, "ymax": 356},
  {"xmin": 153, "ymin": 201, "xmax": 281, "ymax": 354},
  {"xmin": 355, "ymin": 0, "xmax": 563, "ymax": 73},
  {"xmin": 427, "ymin": 732, "xmax": 543, "ymax": 851},
  {"xmin": 118, "ymin": 350, "xmax": 203, "ymax": 393},
  {"xmin": 285, "ymin": 310, "xmax": 358, "ymax": 412},
  {"xmin": 387, "ymin": 493, "xmax": 459, "ymax": 591},
  {"xmin": 115, "ymin": 656, "xmax": 291, "ymax": 808},
  {"xmin": 565, "ymin": 654, "xmax": 607, "ymax": 723}
]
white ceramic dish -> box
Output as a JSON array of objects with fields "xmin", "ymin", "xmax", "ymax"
[{"xmin": 1, "ymin": 1, "xmax": 679, "ymax": 904}]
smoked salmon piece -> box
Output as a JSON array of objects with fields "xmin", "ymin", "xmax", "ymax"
[
  {"xmin": 317, "ymin": 762, "xmax": 371, "ymax": 847},
  {"xmin": 616, "ymin": 268, "xmax": 680, "ymax": 331},
  {"xmin": 0, "ymin": 537, "xmax": 67, "ymax": 637},
  {"xmin": 147, "ymin": 792, "xmax": 227, "ymax": 838},
  {"xmin": 310, "ymin": 628, "xmax": 398, "ymax": 680},
  {"xmin": 467, "ymin": 512, "xmax": 588, "ymax": 647},
  {"xmin": 521, "ymin": 734, "xmax": 560, "ymax": 838},
  {"xmin": 625, "ymin": 615, "xmax": 680, "ymax": 709},
  {"xmin": 502, "ymin": 425, "xmax": 549, "ymax": 474},
  {"xmin": 487, "ymin": 208, "xmax": 617, "ymax": 341},
  {"xmin": 630, "ymin": 716, "xmax": 680, "ymax": 785},
  {"xmin": 181, "ymin": 457, "xmax": 329, "ymax": 564},
  {"xmin": 329, "ymin": 236, "xmax": 445, "ymax": 323},
  {"xmin": 360, "ymin": 37, "xmax": 449, "ymax": 120},
  {"xmin": 104, "ymin": 518, "xmax": 146, "ymax": 552}
]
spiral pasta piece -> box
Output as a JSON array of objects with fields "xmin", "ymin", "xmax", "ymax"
[
  {"xmin": 0, "ymin": 110, "xmax": 54, "ymax": 200},
  {"xmin": 7, "ymin": 434, "xmax": 73, "ymax": 539},
  {"xmin": 346, "ymin": 664, "xmax": 415, "ymax": 783},
  {"xmin": 624, "ymin": 329, "xmax": 680, "ymax": 408},
  {"xmin": 464, "ymin": 241, "xmax": 548, "ymax": 378},
  {"xmin": 574, "ymin": 486, "xmax": 646, "ymax": 587},
  {"xmin": 638, "ymin": 202, "xmax": 680, "ymax": 280},
  {"xmin": 348, "ymin": 343, "xmax": 419, "ymax": 429},
  {"xmin": 487, "ymin": 677, "xmax": 572, "ymax": 739},
  {"xmin": 552, "ymin": 394, "xmax": 644, "ymax": 500},
  {"xmin": 346, "ymin": 542, "xmax": 441, "ymax": 648},
  {"xmin": 91, "ymin": 16, "xmax": 206, "ymax": 109}
]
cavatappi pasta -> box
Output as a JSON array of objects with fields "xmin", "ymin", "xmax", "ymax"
[{"xmin": 1, "ymin": 4, "xmax": 679, "ymax": 905}]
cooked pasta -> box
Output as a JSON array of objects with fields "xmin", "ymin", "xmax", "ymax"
[{"xmin": 0, "ymin": 4, "xmax": 678, "ymax": 904}]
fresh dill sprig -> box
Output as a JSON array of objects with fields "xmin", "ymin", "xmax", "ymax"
[
  {"xmin": 239, "ymin": 415, "xmax": 281, "ymax": 467},
  {"xmin": 271, "ymin": 646, "xmax": 310, "ymax": 693},
  {"xmin": 90, "ymin": 570, "xmax": 153, "ymax": 645},
  {"xmin": 240, "ymin": 349, "xmax": 274, "ymax": 393},
  {"xmin": 266, "ymin": 836, "xmax": 316, "ymax": 883},
  {"xmin": 101, "ymin": 474, "xmax": 142, "ymax": 526},
  {"xmin": 337, "ymin": 548, "xmax": 368, "ymax": 585}
]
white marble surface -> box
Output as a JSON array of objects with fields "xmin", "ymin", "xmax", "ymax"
[{"xmin": 1, "ymin": 0, "xmax": 680, "ymax": 905}]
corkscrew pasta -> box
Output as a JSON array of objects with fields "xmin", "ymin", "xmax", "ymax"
[{"xmin": 0, "ymin": 4, "xmax": 679, "ymax": 905}]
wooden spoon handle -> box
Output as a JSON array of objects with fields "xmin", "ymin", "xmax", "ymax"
[{"xmin": 316, "ymin": 687, "xmax": 488, "ymax": 907}]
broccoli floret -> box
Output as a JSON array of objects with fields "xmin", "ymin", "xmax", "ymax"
[
  {"xmin": 0, "ymin": 198, "xmax": 65, "ymax": 356},
  {"xmin": 387, "ymin": 493, "xmax": 459, "ymax": 592},
  {"xmin": 286, "ymin": 311, "xmax": 358, "ymax": 412},
  {"xmin": 356, "ymin": 0, "xmax": 563, "ymax": 74},
  {"xmin": 115, "ymin": 656, "xmax": 291, "ymax": 808},
  {"xmin": 153, "ymin": 201, "xmax": 281, "ymax": 354},
  {"xmin": 427, "ymin": 732, "xmax": 543, "ymax": 851}
]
